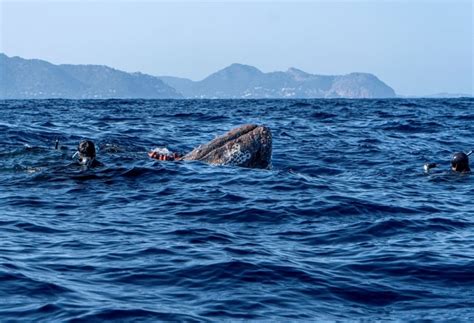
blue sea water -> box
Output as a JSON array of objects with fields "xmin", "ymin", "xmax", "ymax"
[{"xmin": 0, "ymin": 98, "xmax": 473, "ymax": 321}]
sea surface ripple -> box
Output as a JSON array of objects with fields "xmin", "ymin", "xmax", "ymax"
[{"xmin": 0, "ymin": 98, "xmax": 473, "ymax": 321}]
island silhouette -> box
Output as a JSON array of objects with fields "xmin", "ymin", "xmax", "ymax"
[{"xmin": 1, "ymin": 53, "xmax": 396, "ymax": 99}]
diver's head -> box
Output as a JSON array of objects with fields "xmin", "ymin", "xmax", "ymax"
[
  {"xmin": 77, "ymin": 140, "xmax": 96, "ymax": 166},
  {"xmin": 451, "ymin": 152, "xmax": 470, "ymax": 172}
]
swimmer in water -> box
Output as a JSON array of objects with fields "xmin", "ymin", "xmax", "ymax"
[
  {"xmin": 451, "ymin": 152, "xmax": 470, "ymax": 172},
  {"xmin": 73, "ymin": 140, "xmax": 102, "ymax": 167},
  {"xmin": 424, "ymin": 151, "xmax": 471, "ymax": 173},
  {"xmin": 148, "ymin": 124, "xmax": 272, "ymax": 169}
]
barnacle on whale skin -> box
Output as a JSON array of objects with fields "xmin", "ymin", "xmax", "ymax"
[{"xmin": 183, "ymin": 124, "xmax": 272, "ymax": 169}]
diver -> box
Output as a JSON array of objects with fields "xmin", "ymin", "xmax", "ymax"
[
  {"xmin": 148, "ymin": 124, "xmax": 272, "ymax": 169},
  {"xmin": 424, "ymin": 151, "xmax": 471, "ymax": 173},
  {"xmin": 450, "ymin": 152, "xmax": 471, "ymax": 172},
  {"xmin": 73, "ymin": 140, "xmax": 103, "ymax": 167}
]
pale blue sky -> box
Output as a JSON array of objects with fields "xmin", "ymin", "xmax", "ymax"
[{"xmin": 0, "ymin": 0, "xmax": 472, "ymax": 95}]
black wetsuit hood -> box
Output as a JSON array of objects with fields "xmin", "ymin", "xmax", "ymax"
[{"xmin": 451, "ymin": 152, "xmax": 470, "ymax": 172}]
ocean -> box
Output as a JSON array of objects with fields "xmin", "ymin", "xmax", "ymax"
[{"xmin": 0, "ymin": 98, "xmax": 473, "ymax": 321}]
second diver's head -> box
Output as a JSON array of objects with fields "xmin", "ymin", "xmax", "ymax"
[
  {"xmin": 77, "ymin": 140, "xmax": 96, "ymax": 166},
  {"xmin": 451, "ymin": 152, "xmax": 470, "ymax": 172}
]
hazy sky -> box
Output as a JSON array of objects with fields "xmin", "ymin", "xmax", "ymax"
[{"xmin": 0, "ymin": 0, "xmax": 472, "ymax": 95}]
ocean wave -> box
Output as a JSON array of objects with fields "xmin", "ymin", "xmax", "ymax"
[{"xmin": 0, "ymin": 98, "xmax": 473, "ymax": 320}]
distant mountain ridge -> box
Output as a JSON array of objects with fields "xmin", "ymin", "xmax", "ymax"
[
  {"xmin": 0, "ymin": 53, "xmax": 397, "ymax": 99},
  {"xmin": 159, "ymin": 63, "xmax": 396, "ymax": 99},
  {"xmin": 0, "ymin": 53, "xmax": 182, "ymax": 99}
]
